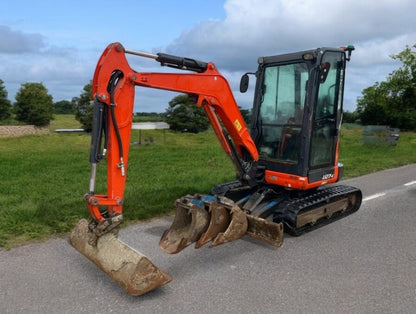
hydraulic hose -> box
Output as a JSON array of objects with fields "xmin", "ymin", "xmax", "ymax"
[{"xmin": 108, "ymin": 70, "xmax": 125, "ymax": 175}]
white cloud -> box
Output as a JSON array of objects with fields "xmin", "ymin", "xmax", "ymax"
[
  {"xmin": 0, "ymin": 26, "xmax": 97, "ymax": 101},
  {"xmin": 167, "ymin": 0, "xmax": 416, "ymax": 65},
  {"xmin": 162, "ymin": 0, "xmax": 416, "ymax": 111},
  {"xmin": 0, "ymin": 25, "xmax": 46, "ymax": 53}
]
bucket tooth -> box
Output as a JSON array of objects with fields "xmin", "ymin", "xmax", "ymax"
[
  {"xmin": 70, "ymin": 219, "xmax": 172, "ymax": 296},
  {"xmin": 195, "ymin": 203, "xmax": 230, "ymax": 249},
  {"xmin": 159, "ymin": 201, "xmax": 209, "ymax": 254},
  {"xmin": 211, "ymin": 205, "xmax": 248, "ymax": 246},
  {"xmin": 246, "ymin": 215, "xmax": 284, "ymax": 247}
]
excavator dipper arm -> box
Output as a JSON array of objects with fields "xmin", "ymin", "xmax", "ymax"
[
  {"xmin": 86, "ymin": 42, "xmax": 258, "ymax": 223},
  {"xmin": 70, "ymin": 43, "xmax": 276, "ymax": 296}
]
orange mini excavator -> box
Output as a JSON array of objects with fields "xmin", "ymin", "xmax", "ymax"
[{"xmin": 70, "ymin": 42, "xmax": 361, "ymax": 295}]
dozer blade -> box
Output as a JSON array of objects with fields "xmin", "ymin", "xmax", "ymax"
[
  {"xmin": 195, "ymin": 202, "xmax": 231, "ymax": 249},
  {"xmin": 246, "ymin": 215, "xmax": 284, "ymax": 248},
  {"xmin": 159, "ymin": 200, "xmax": 209, "ymax": 254},
  {"xmin": 211, "ymin": 205, "xmax": 248, "ymax": 246},
  {"xmin": 70, "ymin": 219, "xmax": 172, "ymax": 296}
]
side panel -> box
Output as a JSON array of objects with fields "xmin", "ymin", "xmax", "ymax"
[{"xmin": 265, "ymin": 167, "xmax": 340, "ymax": 190}]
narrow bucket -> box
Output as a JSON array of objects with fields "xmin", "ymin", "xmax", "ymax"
[
  {"xmin": 70, "ymin": 219, "xmax": 172, "ymax": 296},
  {"xmin": 211, "ymin": 205, "xmax": 248, "ymax": 246},
  {"xmin": 159, "ymin": 201, "xmax": 209, "ymax": 254},
  {"xmin": 195, "ymin": 203, "xmax": 230, "ymax": 249}
]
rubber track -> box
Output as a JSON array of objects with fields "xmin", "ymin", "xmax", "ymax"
[{"xmin": 273, "ymin": 185, "xmax": 362, "ymax": 236}]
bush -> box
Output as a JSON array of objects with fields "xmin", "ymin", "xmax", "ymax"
[
  {"xmin": 54, "ymin": 100, "xmax": 75, "ymax": 114},
  {"xmin": 73, "ymin": 82, "xmax": 93, "ymax": 131},
  {"xmin": 14, "ymin": 82, "xmax": 54, "ymax": 126},
  {"xmin": 0, "ymin": 79, "xmax": 12, "ymax": 121},
  {"xmin": 165, "ymin": 94, "xmax": 209, "ymax": 133},
  {"xmin": 343, "ymin": 111, "xmax": 359, "ymax": 124}
]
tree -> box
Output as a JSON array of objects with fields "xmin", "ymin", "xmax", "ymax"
[
  {"xmin": 14, "ymin": 82, "xmax": 54, "ymax": 126},
  {"xmin": 239, "ymin": 107, "xmax": 251, "ymax": 125},
  {"xmin": 165, "ymin": 94, "xmax": 210, "ymax": 133},
  {"xmin": 54, "ymin": 100, "xmax": 75, "ymax": 114},
  {"xmin": 0, "ymin": 79, "xmax": 12, "ymax": 121},
  {"xmin": 133, "ymin": 112, "xmax": 165, "ymax": 122},
  {"xmin": 356, "ymin": 82, "xmax": 389, "ymax": 125},
  {"xmin": 342, "ymin": 111, "xmax": 359, "ymax": 124},
  {"xmin": 356, "ymin": 44, "xmax": 416, "ymax": 130},
  {"xmin": 73, "ymin": 82, "xmax": 93, "ymax": 131}
]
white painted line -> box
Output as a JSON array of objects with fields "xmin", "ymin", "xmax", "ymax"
[
  {"xmin": 363, "ymin": 193, "xmax": 386, "ymax": 202},
  {"xmin": 404, "ymin": 181, "xmax": 416, "ymax": 186}
]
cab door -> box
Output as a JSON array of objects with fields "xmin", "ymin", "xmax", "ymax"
[{"xmin": 309, "ymin": 51, "xmax": 345, "ymax": 180}]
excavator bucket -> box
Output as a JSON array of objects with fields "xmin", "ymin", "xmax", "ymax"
[
  {"xmin": 160, "ymin": 194, "xmax": 282, "ymax": 251},
  {"xmin": 159, "ymin": 199, "xmax": 210, "ymax": 254},
  {"xmin": 211, "ymin": 204, "xmax": 248, "ymax": 246},
  {"xmin": 246, "ymin": 215, "xmax": 284, "ymax": 247},
  {"xmin": 70, "ymin": 219, "xmax": 172, "ymax": 296},
  {"xmin": 195, "ymin": 202, "xmax": 231, "ymax": 249}
]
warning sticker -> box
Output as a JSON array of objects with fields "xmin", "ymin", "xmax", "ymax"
[{"xmin": 234, "ymin": 119, "xmax": 242, "ymax": 131}]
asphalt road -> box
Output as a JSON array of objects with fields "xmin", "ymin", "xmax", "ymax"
[{"xmin": 1, "ymin": 164, "xmax": 416, "ymax": 313}]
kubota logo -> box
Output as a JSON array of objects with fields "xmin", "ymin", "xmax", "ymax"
[{"xmin": 322, "ymin": 173, "xmax": 334, "ymax": 180}]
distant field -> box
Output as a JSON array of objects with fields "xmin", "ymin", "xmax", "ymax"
[
  {"xmin": 49, "ymin": 114, "xmax": 83, "ymax": 130},
  {"xmin": 0, "ymin": 116, "xmax": 415, "ymax": 248},
  {"xmin": 339, "ymin": 124, "xmax": 416, "ymax": 177}
]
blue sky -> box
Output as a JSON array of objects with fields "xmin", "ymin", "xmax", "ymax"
[{"xmin": 1, "ymin": 0, "xmax": 416, "ymax": 112}]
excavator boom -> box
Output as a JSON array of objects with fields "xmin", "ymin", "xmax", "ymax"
[{"xmin": 87, "ymin": 42, "xmax": 259, "ymax": 222}]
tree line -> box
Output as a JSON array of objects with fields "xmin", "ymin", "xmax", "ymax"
[
  {"xmin": 1, "ymin": 43, "xmax": 415, "ymax": 130},
  {"xmin": 0, "ymin": 80, "xmax": 74, "ymax": 126},
  {"xmin": 0, "ymin": 79, "xmax": 220, "ymax": 132},
  {"xmin": 72, "ymin": 85, "xmax": 250, "ymax": 133}
]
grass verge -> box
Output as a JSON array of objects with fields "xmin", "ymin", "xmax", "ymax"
[{"xmin": 339, "ymin": 124, "xmax": 416, "ymax": 177}]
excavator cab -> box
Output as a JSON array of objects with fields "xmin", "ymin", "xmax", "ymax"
[{"xmin": 249, "ymin": 48, "xmax": 348, "ymax": 189}]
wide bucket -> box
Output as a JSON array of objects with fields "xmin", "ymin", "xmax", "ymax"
[
  {"xmin": 246, "ymin": 215, "xmax": 284, "ymax": 247},
  {"xmin": 70, "ymin": 219, "xmax": 172, "ymax": 296}
]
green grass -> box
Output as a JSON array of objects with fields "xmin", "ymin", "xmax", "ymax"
[
  {"xmin": 0, "ymin": 117, "xmax": 415, "ymax": 249},
  {"xmin": 49, "ymin": 114, "xmax": 82, "ymax": 131},
  {"xmin": 339, "ymin": 124, "xmax": 416, "ymax": 178},
  {"xmin": 0, "ymin": 115, "xmax": 234, "ymax": 248}
]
